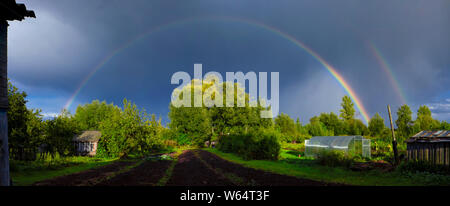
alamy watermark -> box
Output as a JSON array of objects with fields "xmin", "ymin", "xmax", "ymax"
[{"xmin": 170, "ymin": 64, "xmax": 279, "ymax": 118}]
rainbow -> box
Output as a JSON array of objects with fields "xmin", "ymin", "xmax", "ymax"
[
  {"xmin": 368, "ymin": 42, "xmax": 407, "ymax": 105},
  {"xmin": 64, "ymin": 16, "xmax": 371, "ymax": 124}
]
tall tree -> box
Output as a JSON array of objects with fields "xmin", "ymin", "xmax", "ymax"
[
  {"xmin": 98, "ymin": 99, "xmax": 163, "ymax": 158},
  {"xmin": 395, "ymin": 104, "xmax": 413, "ymax": 138},
  {"xmin": 415, "ymin": 105, "xmax": 440, "ymax": 131},
  {"xmin": 44, "ymin": 109, "xmax": 79, "ymax": 158},
  {"xmin": 319, "ymin": 112, "xmax": 344, "ymax": 135},
  {"xmin": 339, "ymin": 96, "xmax": 355, "ymax": 121},
  {"xmin": 7, "ymin": 81, "xmax": 44, "ymax": 161},
  {"xmin": 74, "ymin": 100, "xmax": 121, "ymax": 131},
  {"xmin": 169, "ymin": 78, "xmax": 272, "ymax": 146},
  {"xmin": 368, "ymin": 113, "xmax": 385, "ymax": 137},
  {"xmin": 274, "ymin": 113, "xmax": 296, "ymax": 142}
]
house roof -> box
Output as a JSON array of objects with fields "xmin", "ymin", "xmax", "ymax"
[
  {"xmin": 73, "ymin": 131, "xmax": 101, "ymax": 142},
  {"xmin": 406, "ymin": 130, "xmax": 450, "ymax": 143},
  {"xmin": 0, "ymin": 0, "xmax": 35, "ymax": 21}
]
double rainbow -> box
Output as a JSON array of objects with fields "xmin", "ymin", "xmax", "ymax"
[{"xmin": 64, "ymin": 17, "xmax": 371, "ymax": 124}]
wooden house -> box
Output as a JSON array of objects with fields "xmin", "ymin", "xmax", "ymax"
[
  {"xmin": 73, "ymin": 131, "xmax": 101, "ymax": 156},
  {"xmin": 406, "ymin": 130, "xmax": 450, "ymax": 165}
]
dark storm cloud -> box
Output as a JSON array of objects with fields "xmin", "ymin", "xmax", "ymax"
[{"xmin": 8, "ymin": 0, "xmax": 450, "ymax": 122}]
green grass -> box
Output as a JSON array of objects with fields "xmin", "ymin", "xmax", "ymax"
[
  {"xmin": 156, "ymin": 149, "xmax": 185, "ymax": 186},
  {"xmin": 10, "ymin": 156, "xmax": 117, "ymax": 186},
  {"xmin": 281, "ymin": 142, "xmax": 305, "ymax": 152},
  {"xmin": 205, "ymin": 148, "xmax": 450, "ymax": 186},
  {"xmin": 11, "ymin": 147, "xmax": 189, "ymax": 186}
]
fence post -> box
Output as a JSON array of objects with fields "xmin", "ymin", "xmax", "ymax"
[{"xmin": 387, "ymin": 105, "xmax": 399, "ymax": 165}]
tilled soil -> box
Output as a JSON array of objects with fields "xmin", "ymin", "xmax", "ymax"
[
  {"xmin": 33, "ymin": 161, "xmax": 137, "ymax": 186},
  {"xmin": 98, "ymin": 160, "xmax": 172, "ymax": 186},
  {"xmin": 196, "ymin": 150, "xmax": 342, "ymax": 186},
  {"xmin": 166, "ymin": 150, "xmax": 235, "ymax": 186},
  {"xmin": 34, "ymin": 150, "xmax": 345, "ymax": 186}
]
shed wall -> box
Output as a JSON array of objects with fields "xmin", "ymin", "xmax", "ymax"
[{"xmin": 407, "ymin": 142, "xmax": 450, "ymax": 166}]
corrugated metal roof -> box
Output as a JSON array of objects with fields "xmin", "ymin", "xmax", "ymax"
[{"xmin": 407, "ymin": 130, "xmax": 450, "ymax": 143}]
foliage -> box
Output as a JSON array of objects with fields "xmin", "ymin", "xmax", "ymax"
[
  {"xmin": 275, "ymin": 113, "xmax": 308, "ymax": 143},
  {"xmin": 207, "ymin": 148, "xmax": 446, "ymax": 186},
  {"xmin": 368, "ymin": 113, "xmax": 385, "ymax": 136},
  {"xmin": 44, "ymin": 110, "xmax": 80, "ymax": 158},
  {"xmin": 7, "ymin": 82, "xmax": 45, "ymax": 160},
  {"xmin": 169, "ymin": 79, "xmax": 273, "ymax": 147},
  {"xmin": 345, "ymin": 119, "xmax": 369, "ymax": 136},
  {"xmin": 306, "ymin": 116, "xmax": 333, "ymax": 136},
  {"xmin": 10, "ymin": 155, "xmax": 116, "ymax": 186},
  {"xmin": 397, "ymin": 160, "xmax": 450, "ymax": 175},
  {"xmin": 395, "ymin": 104, "xmax": 413, "ymax": 139},
  {"xmin": 319, "ymin": 112, "xmax": 345, "ymax": 135},
  {"xmin": 316, "ymin": 150, "xmax": 356, "ymax": 168},
  {"xmin": 73, "ymin": 100, "xmax": 121, "ymax": 130},
  {"xmin": 168, "ymin": 105, "xmax": 211, "ymax": 147},
  {"xmin": 97, "ymin": 99, "xmax": 164, "ymax": 158},
  {"xmin": 218, "ymin": 129, "xmax": 281, "ymax": 160},
  {"xmin": 339, "ymin": 96, "xmax": 355, "ymax": 121},
  {"xmin": 414, "ymin": 105, "xmax": 441, "ymax": 131}
]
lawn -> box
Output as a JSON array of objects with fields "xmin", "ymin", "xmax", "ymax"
[
  {"xmin": 9, "ymin": 147, "xmax": 183, "ymax": 186},
  {"xmin": 205, "ymin": 147, "xmax": 450, "ymax": 186},
  {"xmin": 10, "ymin": 155, "xmax": 118, "ymax": 186}
]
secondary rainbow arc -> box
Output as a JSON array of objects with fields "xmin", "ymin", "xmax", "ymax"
[
  {"xmin": 368, "ymin": 42, "xmax": 408, "ymax": 106},
  {"xmin": 64, "ymin": 16, "xmax": 371, "ymax": 124}
]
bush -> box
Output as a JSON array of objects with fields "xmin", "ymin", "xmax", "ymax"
[
  {"xmin": 218, "ymin": 129, "xmax": 281, "ymax": 160},
  {"xmin": 316, "ymin": 150, "xmax": 355, "ymax": 168},
  {"xmin": 397, "ymin": 160, "xmax": 450, "ymax": 175}
]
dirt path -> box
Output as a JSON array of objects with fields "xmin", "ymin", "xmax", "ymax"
[
  {"xmin": 98, "ymin": 160, "xmax": 172, "ymax": 186},
  {"xmin": 33, "ymin": 150, "xmax": 342, "ymax": 186},
  {"xmin": 166, "ymin": 150, "xmax": 235, "ymax": 186}
]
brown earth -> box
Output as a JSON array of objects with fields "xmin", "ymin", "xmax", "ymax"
[
  {"xmin": 33, "ymin": 161, "xmax": 137, "ymax": 186},
  {"xmin": 166, "ymin": 150, "xmax": 235, "ymax": 186},
  {"xmin": 195, "ymin": 150, "xmax": 342, "ymax": 186},
  {"xmin": 33, "ymin": 150, "xmax": 344, "ymax": 186},
  {"xmin": 350, "ymin": 160, "xmax": 394, "ymax": 172},
  {"xmin": 98, "ymin": 160, "xmax": 172, "ymax": 186}
]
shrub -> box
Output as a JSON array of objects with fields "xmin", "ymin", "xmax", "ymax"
[
  {"xmin": 397, "ymin": 160, "xmax": 450, "ymax": 175},
  {"xmin": 218, "ymin": 129, "xmax": 281, "ymax": 160},
  {"xmin": 316, "ymin": 150, "xmax": 355, "ymax": 168}
]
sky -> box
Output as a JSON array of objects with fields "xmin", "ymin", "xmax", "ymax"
[{"xmin": 6, "ymin": 0, "xmax": 450, "ymax": 126}]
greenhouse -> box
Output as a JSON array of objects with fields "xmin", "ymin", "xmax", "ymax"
[{"xmin": 304, "ymin": 136, "xmax": 371, "ymax": 158}]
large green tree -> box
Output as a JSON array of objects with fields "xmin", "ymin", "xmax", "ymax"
[
  {"xmin": 307, "ymin": 116, "xmax": 332, "ymax": 136},
  {"xmin": 98, "ymin": 99, "xmax": 163, "ymax": 158},
  {"xmin": 368, "ymin": 113, "xmax": 385, "ymax": 137},
  {"xmin": 319, "ymin": 112, "xmax": 344, "ymax": 135},
  {"xmin": 415, "ymin": 105, "xmax": 440, "ymax": 131},
  {"xmin": 339, "ymin": 96, "xmax": 355, "ymax": 121},
  {"xmin": 274, "ymin": 113, "xmax": 297, "ymax": 142},
  {"xmin": 74, "ymin": 100, "xmax": 121, "ymax": 130},
  {"xmin": 44, "ymin": 110, "xmax": 79, "ymax": 158},
  {"xmin": 7, "ymin": 81, "xmax": 45, "ymax": 160},
  {"xmin": 169, "ymin": 79, "xmax": 272, "ymax": 146},
  {"xmin": 395, "ymin": 104, "xmax": 413, "ymax": 138}
]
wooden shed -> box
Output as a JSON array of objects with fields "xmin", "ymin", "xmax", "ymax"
[
  {"xmin": 406, "ymin": 130, "xmax": 450, "ymax": 166},
  {"xmin": 73, "ymin": 131, "xmax": 101, "ymax": 156}
]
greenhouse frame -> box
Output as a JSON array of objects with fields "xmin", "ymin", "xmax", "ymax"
[{"xmin": 304, "ymin": 136, "xmax": 371, "ymax": 158}]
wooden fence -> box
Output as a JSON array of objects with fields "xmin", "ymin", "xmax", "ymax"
[{"xmin": 407, "ymin": 142, "xmax": 450, "ymax": 166}]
